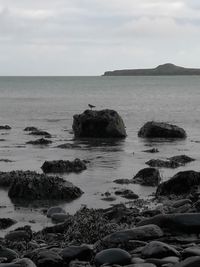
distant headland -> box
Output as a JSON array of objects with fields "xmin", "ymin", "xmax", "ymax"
[{"xmin": 103, "ymin": 63, "xmax": 200, "ymax": 76}]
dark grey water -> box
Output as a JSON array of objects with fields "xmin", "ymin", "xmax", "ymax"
[{"xmin": 0, "ymin": 76, "xmax": 200, "ymax": 234}]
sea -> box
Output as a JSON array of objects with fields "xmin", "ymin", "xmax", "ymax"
[{"xmin": 0, "ymin": 75, "xmax": 200, "ymax": 234}]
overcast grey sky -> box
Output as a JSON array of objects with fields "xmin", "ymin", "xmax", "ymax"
[{"xmin": 0, "ymin": 0, "xmax": 200, "ymax": 75}]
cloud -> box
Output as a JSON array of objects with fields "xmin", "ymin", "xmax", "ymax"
[{"xmin": 0, "ymin": 0, "xmax": 200, "ymax": 75}]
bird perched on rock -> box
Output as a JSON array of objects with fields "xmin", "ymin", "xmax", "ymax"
[{"xmin": 88, "ymin": 104, "xmax": 96, "ymax": 110}]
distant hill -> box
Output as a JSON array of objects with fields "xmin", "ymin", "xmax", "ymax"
[{"xmin": 103, "ymin": 63, "xmax": 200, "ymax": 76}]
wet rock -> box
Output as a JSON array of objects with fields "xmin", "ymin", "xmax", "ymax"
[
  {"xmin": 115, "ymin": 189, "xmax": 139, "ymax": 199},
  {"xmin": 113, "ymin": 179, "xmax": 131, "ymax": 184},
  {"xmin": 99, "ymin": 225, "xmax": 163, "ymax": 249},
  {"xmin": 57, "ymin": 143, "xmax": 82, "ymax": 149},
  {"xmin": 146, "ymin": 159, "xmax": 180, "ymax": 168},
  {"xmin": 168, "ymin": 155, "xmax": 195, "ymax": 165},
  {"xmin": 26, "ymin": 138, "xmax": 52, "ymax": 145},
  {"xmin": 142, "ymin": 148, "xmax": 159, "ymax": 153},
  {"xmin": 132, "ymin": 168, "xmax": 161, "ymax": 186},
  {"xmin": 0, "ymin": 258, "xmax": 36, "ymax": 267},
  {"xmin": 69, "ymin": 261, "xmax": 91, "ymax": 267},
  {"xmin": 94, "ymin": 248, "xmax": 131, "ymax": 267},
  {"xmin": 0, "ymin": 125, "xmax": 11, "ymax": 130},
  {"xmin": 0, "ymin": 246, "xmax": 18, "ymax": 263},
  {"xmin": 24, "ymin": 127, "xmax": 39, "ymax": 132},
  {"xmin": 146, "ymin": 257, "xmax": 179, "ymax": 266},
  {"xmin": 0, "ymin": 218, "xmax": 17, "ymax": 230},
  {"xmin": 103, "ymin": 204, "xmax": 137, "ymax": 223},
  {"xmin": 47, "ymin": 206, "xmax": 66, "ymax": 218},
  {"xmin": 173, "ymin": 256, "xmax": 200, "ymax": 267},
  {"xmin": 25, "ymin": 248, "xmax": 63, "ymax": 267},
  {"xmin": 156, "ymin": 170, "xmax": 200, "ymax": 197},
  {"xmin": 126, "ymin": 264, "xmax": 156, "ymax": 267},
  {"xmin": 41, "ymin": 158, "xmax": 87, "ymax": 173},
  {"xmin": 141, "ymin": 241, "xmax": 180, "ymax": 258},
  {"xmin": 73, "ymin": 109, "xmax": 126, "ymax": 138},
  {"xmin": 138, "ymin": 213, "xmax": 200, "ymax": 233},
  {"xmin": 138, "ymin": 121, "xmax": 186, "ymax": 139},
  {"xmin": 29, "ymin": 130, "xmax": 52, "ymax": 138},
  {"xmin": 60, "ymin": 245, "xmax": 93, "ymax": 264},
  {"xmin": 172, "ymin": 199, "xmax": 192, "ymax": 208},
  {"xmin": 0, "ymin": 171, "xmax": 19, "ymax": 187},
  {"xmin": 5, "ymin": 226, "xmax": 32, "ymax": 242},
  {"xmin": 101, "ymin": 196, "xmax": 117, "ymax": 201},
  {"xmin": 51, "ymin": 213, "xmax": 70, "ymax": 223},
  {"xmin": 8, "ymin": 170, "xmax": 83, "ymax": 202}
]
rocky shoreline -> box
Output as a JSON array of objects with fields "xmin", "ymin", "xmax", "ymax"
[{"xmin": 1, "ymin": 115, "xmax": 200, "ymax": 266}]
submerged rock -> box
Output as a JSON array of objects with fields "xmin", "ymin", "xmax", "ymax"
[
  {"xmin": 143, "ymin": 148, "xmax": 159, "ymax": 153},
  {"xmin": 94, "ymin": 248, "xmax": 131, "ymax": 267},
  {"xmin": 26, "ymin": 138, "xmax": 52, "ymax": 145},
  {"xmin": 41, "ymin": 158, "xmax": 87, "ymax": 173},
  {"xmin": 57, "ymin": 143, "xmax": 82, "ymax": 149},
  {"xmin": 146, "ymin": 155, "xmax": 195, "ymax": 169},
  {"xmin": 156, "ymin": 170, "xmax": 200, "ymax": 196},
  {"xmin": 0, "ymin": 125, "xmax": 11, "ymax": 130},
  {"xmin": 114, "ymin": 189, "xmax": 139, "ymax": 199},
  {"xmin": 29, "ymin": 130, "xmax": 51, "ymax": 138},
  {"xmin": 0, "ymin": 218, "xmax": 17, "ymax": 230},
  {"xmin": 138, "ymin": 121, "xmax": 186, "ymax": 139},
  {"xmin": 132, "ymin": 168, "xmax": 161, "ymax": 186},
  {"xmin": 7, "ymin": 170, "xmax": 83, "ymax": 202},
  {"xmin": 73, "ymin": 109, "xmax": 127, "ymax": 138},
  {"xmin": 24, "ymin": 127, "xmax": 39, "ymax": 132}
]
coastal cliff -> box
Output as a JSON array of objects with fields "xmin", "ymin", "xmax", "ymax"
[{"xmin": 103, "ymin": 63, "xmax": 200, "ymax": 76}]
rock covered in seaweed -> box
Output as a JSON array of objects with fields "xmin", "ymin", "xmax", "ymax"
[
  {"xmin": 138, "ymin": 121, "xmax": 186, "ymax": 139},
  {"xmin": 7, "ymin": 170, "xmax": 83, "ymax": 202},
  {"xmin": 41, "ymin": 158, "xmax": 87, "ymax": 173},
  {"xmin": 26, "ymin": 138, "xmax": 52, "ymax": 145},
  {"xmin": 73, "ymin": 109, "xmax": 126, "ymax": 138}
]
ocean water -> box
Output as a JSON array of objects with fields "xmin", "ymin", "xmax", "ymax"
[{"xmin": 0, "ymin": 75, "xmax": 200, "ymax": 233}]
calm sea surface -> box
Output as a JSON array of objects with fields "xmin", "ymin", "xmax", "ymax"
[{"xmin": 0, "ymin": 76, "xmax": 200, "ymax": 233}]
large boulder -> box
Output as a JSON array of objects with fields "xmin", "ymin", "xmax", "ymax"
[
  {"xmin": 73, "ymin": 109, "xmax": 126, "ymax": 138},
  {"xmin": 156, "ymin": 170, "xmax": 200, "ymax": 197},
  {"xmin": 7, "ymin": 171, "xmax": 83, "ymax": 202},
  {"xmin": 132, "ymin": 168, "xmax": 161, "ymax": 186},
  {"xmin": 138, "ymin": 121, "xmax": 186, "ymax": 139}
]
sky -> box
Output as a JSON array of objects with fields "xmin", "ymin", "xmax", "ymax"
[{"xmin": 0, "ymin": 0, "xmax": 200, "ymax": 75}]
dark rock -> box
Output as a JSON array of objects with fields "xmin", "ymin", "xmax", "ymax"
[
  {"xmin": 7, "ymin": 170, "xmax": 83, "ymax": 202},
  {"xmin": 57, "ymin": 143, "xmax": 82, "ymax": 149},
  {"xmin": 5, "ymin": 226, "xmax": 32, "ymax": 242},
  {"xmin": 173, "ymin": 256, "xmax": 200, "ymax": 267},
  {"xmin": 25, "ymin": 248, "xmax": 63, "ymax": 267},
  {"xmin": 0, "ymin": 125, "xmax": 11, "ymax": 130},
  {"xmin": 182, "ymin": 247, "xmax": 200, "ymax": 259},
  {"xmin": 0, "ymin": 246, "xmax": 19, "ymax": 263},
  {"xmin": 168, "ymin": 155, "xmax": 195, "ymax": 165},
  {"xmin": 143, "ymin": 148, "xmax": 159, "ymax": 153},
  {"xmin": 138, "ymin": 121, "xmax": 186, "ymax": 139},
  {"xmin": 126, "ymin": 264, "xmax": 156, "ymax": 267},
  {"xmin": 113, "ymin": 178, "xmax": 131, "ymax": 184},
  {"xmin": 132, "ymin": 168, "xmax": 161, "ymax": 186},
  {"xmin": 51, "ymin": 213, "xmax": 70, "ymax": 223},
  {"xmin": 146, "ymin": 257, "xmax": 179, "ymax": 266},
  {"xmin": 146, "ymin": 159, "xmax": 180, "ymax": 168},
  {"xmin": 47, "ymin": 206, "xmax": 66, "ymax": 218},
  {"xmin": 94, "ymin": 248, "xmax": 131, "ymax": 267},
  {"xmin": 115, "ymin": 189, "xmax": 139, "ymax": 199},
  {"xmin": 26, "ymin": 138, "xmax": 52, "ymax": 145},
  {"xmin": 141, "ymin": 241, "xmax": 180, "ymax": 258},
  {"xmin": 0, "ymin": 258, "xmax": 36, "ymax": 267},
  {"xmin": 172, "ymin": 199, "xmax": 192, "ymax": 208},
  {"xmin": 41, "ymin": 158, "xmax": 87, "ymax": 173},
  {"xmin": 60, "ymin": 246, "xmax": 93, "ymax": 264},
  {"xmin": 69, "ymin": 261, "xmax": 91, "ymax": 267},
  {"xmin": 73, "ymin": 109, "xmax": 126, "ymax": 138},
  {"xmin": 29, "ymin": 130, "xmax": 51, "ymax": 138},
  {"xmin": 156, "ymin": 170, "xmax": 200, "ymax": 196},
  {"xmin": 101, "ymin": 196, "xmax": 117, "ymax": 201},
  {"xmin": 24, "ymin": 127, "xmax": 39, "ymax": 132},
  {"xmin": 138, "ymin": 213, "xmax": 200, "ymax": 233},
  {"xmin": 0, "ymin": 218, "xmax": 16, "ymax": 229},
  {"xmin": 0, "ymin": 159, "xmax": 13, "ymax": 163},
  {"xmin": 99, "ymin": 225, "xmax": 163, "ymax": 249}
]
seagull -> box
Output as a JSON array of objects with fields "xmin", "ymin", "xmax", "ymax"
[{"xmin": 88, "ymin": 104, "xmax": 96, "ymax": 110}]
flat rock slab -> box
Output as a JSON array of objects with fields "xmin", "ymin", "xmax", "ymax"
[
  {"xmin": 73, "ymin": 109, "xmax": 127, "ymax": 138},
  {"xmin": 138, "ymin": 121, "xmax": 186, "ymax": 139},
  {"xmin": 41, "ymin": 158, "xmax": 87, "ymax": 173},
  {"xmin": 138, "ymin": 213, "xmax": 200, "ymax": 233}
]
